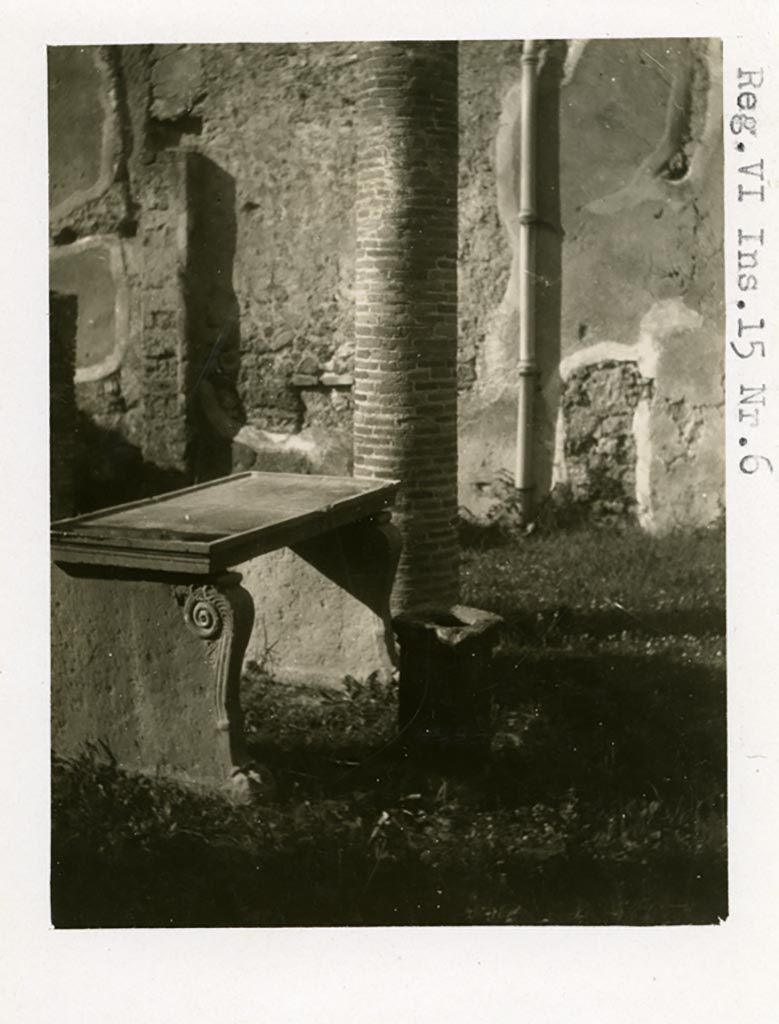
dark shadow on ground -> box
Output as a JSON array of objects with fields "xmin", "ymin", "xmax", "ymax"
[
  {"xmin": 51, "ymin": 644, "xmax": 726, "ymax": 929},
  {"xmin": 498, "ymin": 606, "xmax": 726, "ymax": 641},
  {"xmin": 242, "ymin": 648, "xmax": 725, "ymax": 810},
  {"xmin": 484, "ymin": 648, "xmax": 726, "ymax": 807}
]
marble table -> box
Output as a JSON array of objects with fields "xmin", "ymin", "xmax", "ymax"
[{"xmin": 51, "ymin": 472, "xmax": 400, "ymax": 795}]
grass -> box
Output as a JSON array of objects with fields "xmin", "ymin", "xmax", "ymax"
[{"xmin": 51, "ymin": 521, "xmax": 726, "ymax": 927}]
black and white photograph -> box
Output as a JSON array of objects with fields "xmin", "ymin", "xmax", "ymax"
[
  {"xmin": 2, "ymin": 1, "xmax": 778, "ymax": 1020},
  {"xmin": 47, "ymin": 36, "xmax": 729, "ymax": 929}
]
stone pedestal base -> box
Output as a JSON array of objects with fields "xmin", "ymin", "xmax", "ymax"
[
  {"xmin": 51, "ymin": 564, "xmax": 254, "ymax": 791},
  {"xmin": 394, "ymin": 605, "xmax": 504, "ymax": 756}
]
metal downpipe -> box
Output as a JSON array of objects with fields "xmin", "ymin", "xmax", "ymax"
[{"xmin": 514, "ymin": 39, "xmax": 540, "ymax": 523}]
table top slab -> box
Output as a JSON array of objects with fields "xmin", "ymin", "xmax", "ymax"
[{"xmin": 51, "ymin": 472, "xmax": 398, "ymax": 575}]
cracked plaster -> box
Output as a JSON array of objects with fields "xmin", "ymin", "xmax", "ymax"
[{"xmin": 457, "ymin": 39, "xmax": 724, "ymax": 530}]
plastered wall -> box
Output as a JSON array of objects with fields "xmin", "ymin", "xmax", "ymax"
[
  {"xmin": 49, "ymin": 40, "xmax": 724, "ymax": 530},
  {"xmin": 457, "ymin": 38, "xmax": 724, "ymax": 530}
]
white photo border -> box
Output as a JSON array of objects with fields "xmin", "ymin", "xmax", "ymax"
[{"xmin": 1, "ymin": 3, "xmax": 777, "ymax": 1022}]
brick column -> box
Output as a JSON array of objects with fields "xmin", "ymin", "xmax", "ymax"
[{"xmin": 353, "ymin": 42, "xmax": 459, "ymax": 612}]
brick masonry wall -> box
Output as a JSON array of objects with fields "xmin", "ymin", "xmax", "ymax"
[{"xmin": 353, "ymin": 42, "xmax": 460, "ymax": 612}]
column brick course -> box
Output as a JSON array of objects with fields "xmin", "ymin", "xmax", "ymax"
[{"xmin": 353, "ymin": 42, "xmax": 459, "ymax": 612}]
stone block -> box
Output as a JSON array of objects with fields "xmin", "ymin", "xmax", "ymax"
[
  {"xmin": 394, "ymin": 605, "xmax": 503, "ymax": 755},
  {"xmin": 237, "ymin": 517, "xmax": 400, "ymax": 688},
  {"xmin": 51, "ymin": 564, "xmax": 255, "ymax": 792}
]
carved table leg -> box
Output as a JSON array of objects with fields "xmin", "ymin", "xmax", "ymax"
[{"xmin": 173, "ymin": 572, "xmax": 257, "ymax": 794}]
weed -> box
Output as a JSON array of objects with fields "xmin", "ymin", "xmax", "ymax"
[{"xmin": 51, "ymin": 525, "xmax": 726, "ymax": 927}]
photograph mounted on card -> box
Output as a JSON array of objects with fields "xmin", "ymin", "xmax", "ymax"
[{"xmin": 48, "ymin": 37, "xmax": 727, "ymax": 929}]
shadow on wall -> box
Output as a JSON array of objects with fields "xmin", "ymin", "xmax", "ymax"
[
  {"xmin": 184, "ymin": 153, "xmax": 243, "ymax": 483},
  {"xmin": 72, "ymin": 410, "xmax": 188, "ymax": 514},
  {"xmin": 53, "ymin": 154, "xmax": 248, "ymax": 514},
  {"xmin": 533, "ymin": 41, "xmax": 564, "ymax": 499}
]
